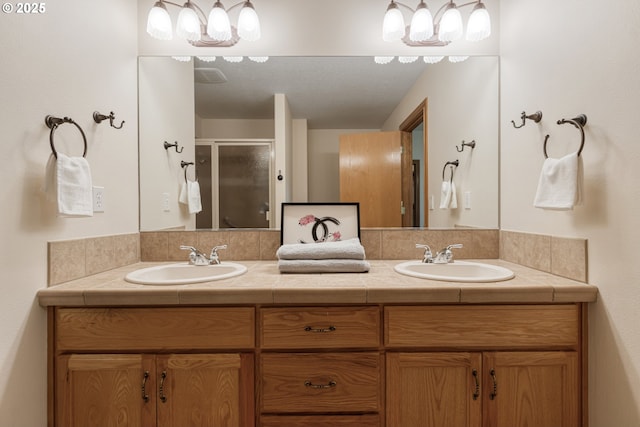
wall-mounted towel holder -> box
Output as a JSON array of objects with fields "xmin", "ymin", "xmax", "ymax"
[
  {"xmin": 93, "ymin": 111, "xmax": 124, "ymax": 129},
  {"xmin": 44, "ymin": 115, "xmax": 87, "ymax": 159},
  {"xmin": 456, "ymin": 140, "xmax": 476, "ymax": 152},
  {"xmin": 442, "ymin": 159, "xmax": 459, "ymax": 180},
  {"xmin": 181, "ymin": 160, "xmax": 197, "ymax": 182},
  {"xmin": 164, "ymin": 141, "xmax": 184, "ymax": 153},
  {"xmin": 511, "ymin": 110, "xmax": 542, "ymax": 129},
  {"xmin": 542, "ymin": 114, "xmax": 588, "ymax": 158}
]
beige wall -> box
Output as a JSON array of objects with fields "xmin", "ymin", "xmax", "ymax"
[
  {"xmin": 383, "ymin": 56, "xmax": 500, "ymax": 228},
  {"xmin": 499, "ymin": 1, "xmax": 640, "ymax": 425},
  {"xmin": 139, "ymin": 56, "xmax": 195, "ymax": 231},
  {"xmin": 0, "ymin": 1, "xmax": 138, "ymax": 425}
]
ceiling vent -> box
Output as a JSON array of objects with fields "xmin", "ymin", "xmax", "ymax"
[{"xmin": 194, "ymin": 68, "xmax": 228, "ymax": 84}]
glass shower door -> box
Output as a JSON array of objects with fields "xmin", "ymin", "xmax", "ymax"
[{"xmin": 216, "ymin": 142, "xmax": 272, "ymax": 228}]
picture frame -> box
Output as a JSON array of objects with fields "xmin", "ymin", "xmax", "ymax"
[{"xmin": 280, "ymin": 202, "xmax": 361, "ymax": 245}]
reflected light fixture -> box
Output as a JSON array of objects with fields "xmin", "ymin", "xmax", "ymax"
[
  {"xmin": 382, "ymin": 0, "xmax": 491, "ymax": 46},
  {"xmin": 146, "ymin": 0, "xmax": 262, "ymax": 47}
]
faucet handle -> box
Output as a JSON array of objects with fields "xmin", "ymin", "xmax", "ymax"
[
  {"xmin": 416, "ymin": 244, "xmax": 433, "ymax": 263},
  {"xmin": 209, "ymin": 245, "xmax": 227, "ymax": 264},
  {"xmin": 447, "ymin": 243, "xmax": 463, "ymax": 250}
]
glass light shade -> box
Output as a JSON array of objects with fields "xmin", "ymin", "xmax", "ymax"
[
  {"xmin": 147, "ymin": 2, "xmax": 173, "ymax": 40},
  {"xmin": 448, "ymin": 55, "xmax": 469, "ymax": 63},
  {"xmin": 409, "ymin": 3, "xmax": 434, "ymax": 42},
  {"xmin": 423, "ymin": 55, "xmax": 444, "ymax": 64},
  {"xmin": 223, "ymin": 56, "xmax": 244, "ymax": 63},
  {"xmin": 398, "ymin": 56, "xmax": 419, "ymax": 64},
  {"xmin": 176, "ymin": 3, "xmax": 201, "ymax": 42},
  {"xmin": 374, "ymin": 56, "xmax": 395, "ymax": 64},
  {"xmin": 207, "ymin": 1, "xmax": 232, "ymax": 41},
  {"xmin": 438, "ymin": 3, "xmax": 463, "ymax": 42},
  {"xmin": 238, "ymin": 2, "xmax": 261, "ymax": 41},
  {"xmin": 172, "ymin": 56, "xmax": 192, "ymax": 62},
  {"xmin": 465, "ymin": 2, "xmax": 491, "ymax": 42},
  {"xmin": 248, "ymin": 56, "xmax": 269, "ymax": 63},
  {"xmin": 382, "ymin": 3, "xmax": 405, "ymax": 42},
  {"xmin": 197, "ymin": 56, "xmax": 217, "ymax": 62}
]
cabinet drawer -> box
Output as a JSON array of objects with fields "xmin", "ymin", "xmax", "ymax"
[
  {"xmin": 261, "ymin": 352, "xmax": 381, "ymax": 413},
  {"xmin": 385, "ymin": 305, "xmax": 579, "ymax": 349},
  {"xmin": 260, "ymin": 307, "xmax": 380, "ymax": 349},
  {"xmin": 261, "ymin": 414, "xmax": 380, "ymax": 427},
  {"xmin": 56, "ymin": 307, "xmax": 255, "ymax": 351}
]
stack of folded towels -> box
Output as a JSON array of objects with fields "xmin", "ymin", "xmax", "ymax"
[{"xmin": 276, "ymin": 238, "xmax": 370, "ymax": 273}]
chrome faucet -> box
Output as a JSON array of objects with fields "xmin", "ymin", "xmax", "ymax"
[
  {"xmin": 416, "ymin": 244, "xmax": 434, "ymax": 263},
  {"xmin": 433, "ymin": 244, "xmax": 463, "ymax": 264},
  {"xmin": 209, "ymin": 245, "xmax": 227, "ymax": 265},
  {"xmin": 180, "ymin": 245, "xmax": 227, "ymax": 265}
]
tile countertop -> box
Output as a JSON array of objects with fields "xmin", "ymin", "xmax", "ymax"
[{"xmin": 37, "ymin": 260, "xmax": 598, "ymax": 307}]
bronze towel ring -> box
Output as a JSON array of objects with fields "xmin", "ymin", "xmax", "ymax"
[
  {"xmin": 45, "ymin": 115, "xmax": 87, "ymax": 159},
  {"xmin": 543, "ymin": 114, "xmax": 587, "ymax": 158}
]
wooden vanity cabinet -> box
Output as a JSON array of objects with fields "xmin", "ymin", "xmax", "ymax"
[
  {"xmin": 385, "ymin": 305, "xmax": 583, "ymax": 427},
  {"xmin": 51, "ymin": 307, "xmax": 255, "ymax": 427},
  {"xmin": 49, "ymin": 303, "xmax": 585, "ymax": 427}
]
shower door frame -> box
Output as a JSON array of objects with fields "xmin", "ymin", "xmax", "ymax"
[{"xmin": 196, "ymin": 138, "xmax": 275, "ymax": 229}]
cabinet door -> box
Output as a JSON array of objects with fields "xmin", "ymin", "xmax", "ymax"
[
  {"xmin": 56, "ymin": 354, "xmax": 155, "ymax": 427},
  {"xmin": 483, "ymin": 351, "xmax": 579, "ymax": 427},
  {"xmin": 156, "ymin": 354, "xmax": 254, "ymax": 427},
  {"xmin": 386, "ymin": 352, "xmax": 482, "ymax": 427}
]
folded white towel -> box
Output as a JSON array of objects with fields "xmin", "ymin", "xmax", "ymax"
[
  {"xmin": 439, "ymin": 180, "xmax": 457, "ymax": 209},
  {"xmin": 278, "ymin": 259, "xmax": 371, "ymax": 274},
  {"xmin": 178, "ymin": 179, "xmax": 202, "ymax": 214},
  {"xmin": 534, "ymin": 152, "xmax": 583, "ymax": 210},
  {"xmin": 276, "ymin": 238, "xmax": 366, "ymax": 260},
  {"xmin": 187, "ymin": 180, "xmax": 202, "ymax": 214},
  {"xmin": 44, "ymin": 153, "xmax": 93, "ymax": 217}
]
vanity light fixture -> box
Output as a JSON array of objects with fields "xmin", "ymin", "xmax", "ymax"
[
  {"xmin": 382, "ymin": 0, "xmax": 491, "ymax": 46},
  {"xmin": 146, "ymin": 0, "xmax": 261, "ymax": 47},
  {"xmin": 374, "ymin": 56, "xmax": 395, "ymax": 64},
  {"xmin": 398, "ymin": 56, "xmax": 419, "ymax": 63},
  {"xmin": 423, "ymin": 55, "xmax": 444, "ymax": 63},
  {"xmin": 448, "ymin": 55, "xmax": 469, "ymax": 62}
]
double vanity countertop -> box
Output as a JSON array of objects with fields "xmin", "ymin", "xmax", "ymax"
[{"xmin": 37, "ymin": 259, "xmax": 598, "ymax": 307}]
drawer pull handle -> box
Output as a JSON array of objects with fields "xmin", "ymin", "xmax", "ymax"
[
  {"xmin": 490, "ymin": 369, "xmax": 497, "ymax": 400},
  {"xmin": 159, "ymin": 371, "xmax": 168, "ymax": 402},
  {"xmin": 304, "ymin": 325, "xmax": 336, "ymax": 333},
  {"xmin": 472, "ymin": 369, "xmax": 480, "ymax": 400},
  {"xmin": 304, "ymin": 380, "xmax": 337, "ymax": 389},
  {"xmin": 141, "ymin": 371, "xmax": 150, "ymax": 402}
]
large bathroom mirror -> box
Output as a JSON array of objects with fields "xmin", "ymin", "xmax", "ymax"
[{"xmin": 138, "ymin": 55, "xmax": 499, "ymax": 231}]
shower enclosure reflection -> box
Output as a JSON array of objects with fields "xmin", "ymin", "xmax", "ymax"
[{"xmin": 196, "ymin": 140, "xmax": 273, "ymax": 229}]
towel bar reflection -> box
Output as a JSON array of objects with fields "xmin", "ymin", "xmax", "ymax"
[
  {"xmin": 181, "ymin": 160, "xmax": 196, "ymax": 182},
  {"xmin": 442, "ymin": 160, "xmax": 459, "ymax": 180},
  {"xmin": 543, "ymin": 114, "xmax": 588, "ymax": 158},
  {"xmin": 44, "ymin": 115, "xmax": 87, "ymax": 159}
]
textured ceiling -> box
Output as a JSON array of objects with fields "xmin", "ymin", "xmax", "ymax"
[{"xmin": 194, "ymin": 56, "xmax": 429, "ymax": 129}]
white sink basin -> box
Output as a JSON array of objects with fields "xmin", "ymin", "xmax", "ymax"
[
  {"xmin": 394, "ymin": 260, "xmax": 514, "ymax": 283},
  {"xmin": 125, "ymin": 262, "xmax": 247, "ymax": 285}
]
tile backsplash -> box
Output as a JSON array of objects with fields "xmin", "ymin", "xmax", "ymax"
[{"xmin": 47, "ymin": 228, "xmax": 587, "ymax": 286}]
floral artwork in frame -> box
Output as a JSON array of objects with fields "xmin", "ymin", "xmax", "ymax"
[{"xmin": 280, "ymin": 203, "xmax": 361, "ymax": 244}]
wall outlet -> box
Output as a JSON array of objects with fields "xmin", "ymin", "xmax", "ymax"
[
  {"xmin": 162, "ymin": 192, "xmax": 170, "ymax": 212},
  {"xmin": 93, "ymin": 186, "xmax": 105, "ymax": 212}
]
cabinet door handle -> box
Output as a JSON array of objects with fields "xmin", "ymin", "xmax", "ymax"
[
  {"xmin": 141, "ymin": 371, "xmax": 150, "ymax": 402},
  {"xmin": 159, "ymin": 371, "xmax": 168, "ymax": 402},
  {"xmin": 304, "ymin": 325, "xmax": 336, "ymax": 333},
  {"xmin": 472, "ymin": 369, "xmax": 480, "ymax": 400},
  {"xmin": 304, "ymin": 380, "xmax": 337, "ymax": 389},
  {"xmin": 490, "ymin": 369, "xmax": 497, "ymax": 400}
]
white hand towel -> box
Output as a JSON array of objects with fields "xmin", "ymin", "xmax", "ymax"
[
  {"xmin": 439, "ymin": 181, "xmax": 451, "ymax": 209},
  {"xmin": 178, "ymin": 181, "xmax": 188, "ymax": 205},
  {"xmin": 44, "ymin": 153, "xmax": 93, "ymax": 217},
  {"xmin": 534, "ymin": 152, "xmax": 583, "ymax": 210},
  {"xmin": 449, "ymin": 180, "xmax": 458, "ymax": 209},
  {"xmin": 276, "ymin": 238, "xmax": 366, "ymax": 260},
  {"xmin": 187, "ymin": 180, "xmax": 202, "ymax": 214}
]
